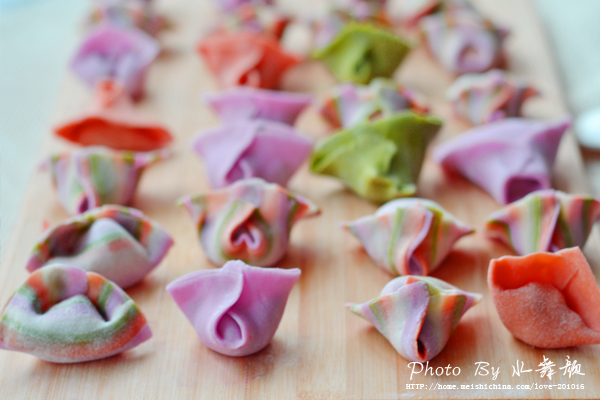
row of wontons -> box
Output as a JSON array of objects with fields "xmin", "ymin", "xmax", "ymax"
[{"xmin": 2, "ymin": 0, "xmax": 600, "ymax": 365}]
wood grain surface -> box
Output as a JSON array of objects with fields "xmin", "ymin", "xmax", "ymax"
[{"xmin": 1, "ymin": 0, "xmax": 599, "ymax": 398}]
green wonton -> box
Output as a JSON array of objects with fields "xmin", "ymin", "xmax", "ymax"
[
  {"xmin": 310, "ymin": 111, "xmax": 442, "ymax": 203},
  {"xmin": 313, "ymin": 23, "xmax": 412, "ymax": 85}
]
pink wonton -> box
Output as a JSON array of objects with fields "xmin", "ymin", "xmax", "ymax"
[
  {"xmin": 26, "ymin": 205, "xmax": 174, "ymax": 289},
  {"xmin": 419, "ymin": 6, "xmax": 508, "ymax": 74},
  {"xmin": 167, "ymin": 260, "xmax": 300, "ymax": 357},
  {"xmin": 71, "ymin": 24, "xmax": 160, "ymax": 100},
  {"xmin": 204, "ymin": 87, "xmax": 312, "ymax": 125},
  {"xmin": 191, "ymin": 120, "xmax": 313, "ymax": 188},
  {"xmin": 447, "ymin": 69, "xmax": 538, "ymax": 125},
  {"xmin": 43, "ymin": 146, "xmax": 168, "ymax": 214},
  {"xmin": 433, "ymin": 117, "xmax": 570, "ymax": 205}
]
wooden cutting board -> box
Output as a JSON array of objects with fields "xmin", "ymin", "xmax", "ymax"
[{"xmin": 1, "ymin": 0, "xmax": 599, "ymax": 398}]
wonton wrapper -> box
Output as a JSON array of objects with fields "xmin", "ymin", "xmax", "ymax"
[
  {"xmin": 198, "ymin": 31, "xmax": 301, "ymax": 90},
  {"xmin": 213, "ymin": 0, "xmax": 272, "ymax": 12},
  {"xmin": 348, "ymin": 275, "xmax": 481, "ymax": 361},
  {"xmin": 313, "ymin": 22, "xmax": 411, "ymax": 85},
  {"xmin": 191, "ymin": 120, "xmax": 312, "ymax": 188},
  {"xmin": 0, "ymin": 265, "xmax": 151, "ymax": 363},
  {"xmin": 214, "ymin": 4, "xmax": 291, "ymax": 39},
  {"xmin": 43, "ymin": 146, "xmax": 168, "ymax": 214},
  {"xmin": 167, "ymin": 260, "xmax": 300, "ymax": 356},
  {"xmin": 89, "ymin": 0, "xmax": 166, "ymax": 37},
  {"xmin": 54, "ymin": 79, "xmax": 173, "ymax": 151},
  {"xmin": 419, "ymin": 7, "xmax": 507, "ymax": 74},
  {"xmin": 488, "ymin": 247, "xmax": 600, "ymax": 348},
  {"xmin": 179, "ymin": 178, "xmax": 320, "ymax": 267},
  {"xmin": 433, "ymin": 117, "xmax": 570, "ymax": 205},
  {"xmin": 310, "ymin": 111, "xmax": 442, "ymax": 203},
  {"xmin": 205, "ymin": 87, "xmax": 311, "ymax": 125},
  {"xmin": 344, "ymin": 198, "xmax": 473, "ymax": 275},
  {"xmin": 485, "ymin": 189, "xmax": 600, "ymax": 255},
  {"xmin": 26, "ymin": 205, "xmax": 174, "ymax": 289},
  {"xmin": 318, "ymin": 78, "xmax": 429, "ymax": 128},
  {"xmin": 447, "ymin": 69, "xmax": 538, "ymax": 125},
  {"xmin": 71, "ymin": 24, "xmax": 159, "ymax": 100}
]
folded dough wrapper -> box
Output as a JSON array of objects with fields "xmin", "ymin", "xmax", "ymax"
[
  {"xmin": 488, "ymin": 247, "xmax": 600, "ymax": 348},
  {"xmin": 447, "ymin": 69, "xmax": 538, "ymax": 125},
  {"xmin": 71, "ymin": 24, "xmax": 160, "ymax": 100},
  {"xmin": 419, "ymin": 7, "xmax": 508, "ymax": 74},
  {"xmin": 198, "ymin": 31, "xmax": 301, "ymax": 90},
  {"xmin": 54, "ymin": 79, "xmax": 173, "ymax": 151},
  {"xmin": 433, "ymin": 117, "xmax": 570, "ymax": 205},
  {"xmin": 214, "ymin": 4, "xmax": 291, "ymax": 39},
  {"xmin": 43, "ymin": 146, "xmax": 168, "ymax": 214},
  {"xmin": 89, "ymin": 0, "xmax": 166, "ymax": 37},
  {"xmin": 167, "ymin": 260, "xmax": 300, "ymax": 357},
  {"xmin": 0, "ymin": 265, "xmax": 151, "ymax": 363},
  {"xmin": 26, "ymin": 205, "xmax": 174, "ymax": 289},
  {"xmin": 344, "ymin": 198, "xmax": 474, "ymax": 276},
  {"xmin": 312, "ymin": 22, "xmax": 411, "ymax": 85},
  {"xmin": 310, "ymin": 111, "xmax": 442, "ymax": 203},
  {"xmin": 318, "ymin": 78, "xmax": 429, "ymax": 129},
  {"xmin": 347, "ymin": 275, "xmax": 481, "ymax": 362},
  {"xmin": 485, "ymin": 189, "xmax": 600, "ymax": 255},
  {"xmin": 190, "ymin": 120, "xmax": 312, "ymax": 188},
  {"xmin": 212, "ymin": 0, "xmax": 273, "ymax": 12},
  {"xmin": 179, "ymin": 178, "xmax": 320, "ymax": 267},
  {"xmin": 204, "ymin": 87, "xmax": 312, "ymax": 125}
]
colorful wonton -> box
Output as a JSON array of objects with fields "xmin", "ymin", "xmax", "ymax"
[
  {"xmin": 419, "ymin": 7, "xmax": 508, "ymax": 74},
  {"xmin": 204, "ymin": 87, "xmax": 311, "ymax": 125},
  {"xmin": 313, "ymin": 22, "xmax": 411, "ymax": 85},
  {"xmin": 347, "ymin": 275, "xmax": 481, "ymax": 361},
  {"xmin": 447, "ymin": 70, "xmax": 538, "ymax": 125},
  {"xmin": 215, "ymin": 4, "xmax": 291, "ymax": 39},
  {"xmin": 485, "ymin": 189, "xmax": 600, "ymax": 255},
  {"xmin": 433, "ymin": 117, "xmax": 570, "ymax": 205},
  {"xmin": 312, "ymin": 1, "xmax": 390, "ymax": 50},
  {"xmin": 310, "ymin": 111, "xmax": 442, "ymax": 203},
  {"xmin": 393, "ymin": 0, "xmax": 468, "ymax": 27},
  {"xmin": 198, "ymin": 31, "xmax": 301, "ymax": 89},
  {"xmin": 167, "ymin": 260, "xmax": 300, "ymax": 356},
  {"xmin": 213, "ymin": 0, "xmax": 272, "ymax": 13},
  {"xmin": 179, "ymin": 178, "xmax": 319, "ymax": 267},
  {"xmin": 343, "ymin": 198, "xmax": 473, "ymax": 275},
  {"xmin": 191, "ymin": 120, "xmax": 312, "ymax": 188},
  {"xmin": 43, "ymin": 146, "xmax": 168, "ymax": 214},
  {"xmin": 54, "ymin": 79, "xmax": 173, "ymax": 151},
  {"xmin": 488, "ymin": 247, "xmax": 600, "ymax": 348},
  {"xmin": 89, "ymin": 0, "xmax": 166, "ymax": 37},
  {"xmin": 71, "ymin": 24, "xmax": 160, "ymax": 100},
  {"xmin": 318, "ymin": 78, "xmax": 429, "ymax": 129},
  {"xmin": 0, "ymin": 265, "xmax": 152, "ymax": 363},
  {"xmin": 26, "ymin": 205, "xmax": 173, "ymax": 289}
]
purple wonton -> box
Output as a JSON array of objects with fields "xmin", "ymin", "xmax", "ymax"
[
  {"xmin": 204, "ymin": 88, "xmax": 312, "ymax": 125},
  {"xmin": 71, "ymin": 24, "xmax": 160, "ymax": 100},
  {"xmin": 433, "ymin": 117, "xmax": 570, "ymax": 205},
  {"xmin": 191, "ymin": 120, "xmax": 313, "ymax": 188},
  {"xmin": 167, "ymin": 260, "xmax": 300, "ymax": 357}
]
